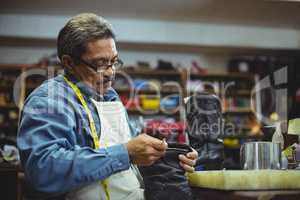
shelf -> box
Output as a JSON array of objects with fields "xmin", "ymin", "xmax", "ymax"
[
  {"xmin": 0, "ymin": 64, "xmax": 259, "ymax": 135},
  {"xmin": 0, "ymin": 104, "xmax": 18, "ymax": 109},
  {"xmin": 26, "ymin": 83, "xmax": 43, "ymax": 89},
  {"xmin": 224, "ymin": 126, "xmax": 253, "ymax": 131},
  {"xmin": 223, "ymin": 108, "xmax": 254, "ymax": 114},
  {"xmin": 224, "ymin": 145, "xmax": 241, "ymax": 150},
  {"xmin": 115, "ymin": 88, "xmax": 181, "ymax": 94},
  {"xmin": 0, "ymin": 163, "xmax": 21, "ymax": 172},
  {"xmin": 0, "ymin": 85, "xmax": 16, "ymax": 90},
  {"xmin": 224, "ymin": 90, "xmax": 252, "ymax": 96},
  {"xmin": 222, "ymin": 134, "xmax": 263, "ymax": 139},
  {"xmin": 0, "ymin": 123, "xmax": 18, "ymax": 128},
  {"xmin": 120, "ymin": 68, "xmax": 181, "ymax": 76},
  {"xmin": 118, "ymin": 41, "xmax": 300, "ymax": 56},
  {"xmin": 189, "ymin": 72, "xmax": 255, "ymax": 80},
  {"xmin": 127, "ymin": 108, "xmax": 180, "ymax": 115},
  {"xmin": 0, "ymin": 64, "xmax": 38, "ymax": 70},
  {"xmin": 187, "ymin": 90, "xmax": 252, "ymax": 97}
]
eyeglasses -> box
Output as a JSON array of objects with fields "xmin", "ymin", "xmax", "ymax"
[{"xmin": 77, "ymin": 57, "xmax": 123, "ymax": 72}]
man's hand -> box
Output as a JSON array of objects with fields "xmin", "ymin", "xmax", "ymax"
[
  {"xmin": 178, "ymin": 148, "xmax": 198, "ymax": 173},
  {"xmin": 126, "ymin": 134, "xmax": 168, "ymax": 166}
]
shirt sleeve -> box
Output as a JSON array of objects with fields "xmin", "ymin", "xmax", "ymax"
[{"xmin": 17, "ymin": 94, "xmax": 130, "ymax": 194}]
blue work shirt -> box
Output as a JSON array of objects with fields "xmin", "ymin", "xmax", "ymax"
[{"xmin": 17, "ymin": 73, "xmax": 137, "ymax": 198}]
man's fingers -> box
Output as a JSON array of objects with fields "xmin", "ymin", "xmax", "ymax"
[
  {"xmin": 187, "ymin": 149, "xmax": 198, "ymax": 160},
  {"xmin": 139, "ymin": 155, "xmax": 160, "ymax": 166},
  {"xmin": 148, "ymin": 137, "xmax": 168, "ymax": 151},
  {"xmin": 148, "ymin": 155, "xmax": 161, "ymax": 162},
  {"xmin": 178, "ymin": 154, "xmax": 196, "ymax": 167},
  {"xmin": 146, "ymin": 147, "xmax": 165, "ymax": 157},
  {"xmin": 179, "ymin": 162, "xmax": 195, "ymax": 173},
  {"xmin": 127, "ymin": 134, "xmax": 167, "ymax": 166}
]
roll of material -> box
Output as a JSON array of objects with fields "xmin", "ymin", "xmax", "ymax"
[{"xmin": 187, "ymin": 170, "xmax": 300, "ymax": 190}]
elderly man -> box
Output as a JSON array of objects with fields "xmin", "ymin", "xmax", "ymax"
[{"xmin": 17, "ymin": 13, "xmax": 197, "ymax": 200}]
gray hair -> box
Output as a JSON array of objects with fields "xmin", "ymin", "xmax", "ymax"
[{"xmin": 57, "ymin": 13, "xmax": 115, "ymax": 63}]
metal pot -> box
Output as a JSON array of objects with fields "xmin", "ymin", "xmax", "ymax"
[{"xmin": 240, "ymin": 142, "xmax": 281, "ymax": 170}]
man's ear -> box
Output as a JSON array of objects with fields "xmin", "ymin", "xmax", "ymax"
[{"xmin": 61, "ymin": 55, "xmax": 75, "ymax": 71}]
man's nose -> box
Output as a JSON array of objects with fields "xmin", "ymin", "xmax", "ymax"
[{"xmin": 105, "ymin": 66, "xmax": 115, "ymax": 77}]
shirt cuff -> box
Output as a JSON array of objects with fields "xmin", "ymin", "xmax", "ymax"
[{"xmin": 106, "ymin": 144, "xmax": 130, "ymax": 172}]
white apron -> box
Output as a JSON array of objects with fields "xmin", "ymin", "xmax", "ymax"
[{"xmin": 66, "ymin": 100, "xmax": 144, "ymax": 200}]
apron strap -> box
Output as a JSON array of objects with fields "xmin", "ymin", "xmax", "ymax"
[{"xmin": 63, "ymin": 76, "xmax": 110, "ymax": 200}]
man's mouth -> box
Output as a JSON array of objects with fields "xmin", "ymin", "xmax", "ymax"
[
  {"xmin": 103, "ymin": 78, "xmax": 112, "ymax": 84},
  {"xmin": 96, "ymin": 76, "xmax": 114, "ymax": 86},
  {"xmin": 104, "ymin": 75, "xmax": 115, "ymax": 83}
]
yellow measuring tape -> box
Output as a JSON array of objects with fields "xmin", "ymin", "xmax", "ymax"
[{"xmin": 64, "ymin": 76, "xmax": 110, "ymax": 200}]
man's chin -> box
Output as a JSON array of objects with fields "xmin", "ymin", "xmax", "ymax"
[{"xmin": 96, "ymin": 82, "xmax": 111, "ymax": 95}]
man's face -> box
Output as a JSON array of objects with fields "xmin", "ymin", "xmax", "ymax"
[{"xmin": 73, "ymin": 38, "xmax": 118, "ymax": 95}]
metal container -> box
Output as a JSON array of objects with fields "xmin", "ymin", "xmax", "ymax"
[{"xmin": 240, "ymin": 142, "xmax": 281, "ymax": 170}]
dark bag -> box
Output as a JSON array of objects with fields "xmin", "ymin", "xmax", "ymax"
[
  {"xmin": 139, "ymin": 143, "xmax": 193, "ymax": 200},
  {"xmin": 185, "ymin": 92, "xmax": 224, "ymax": 170}
]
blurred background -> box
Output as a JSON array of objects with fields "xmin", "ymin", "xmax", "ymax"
[{"xmin": 0, "ymin": 0, "xmax": 299, "ymax": 199}]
